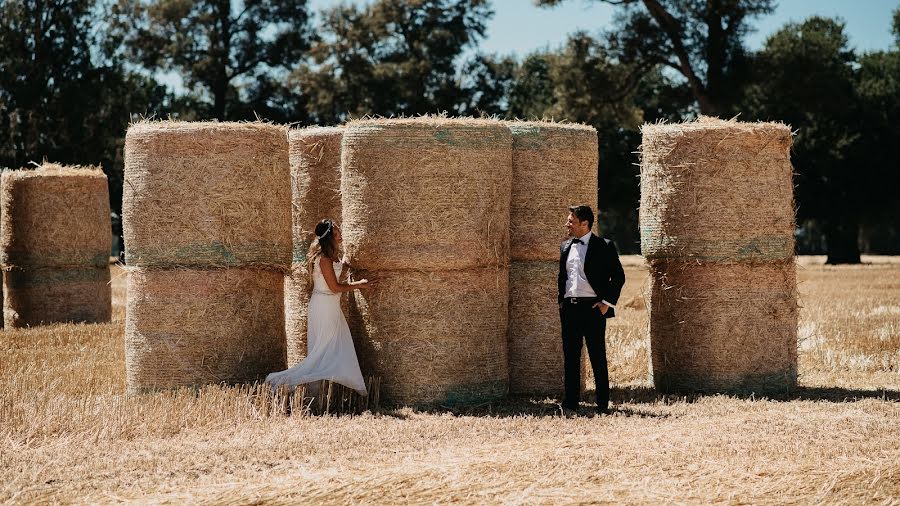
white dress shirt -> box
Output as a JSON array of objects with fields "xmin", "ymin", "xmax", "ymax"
[{"xmin": 564, "ymin": 232, "xmax": 615, "ymax": 308}]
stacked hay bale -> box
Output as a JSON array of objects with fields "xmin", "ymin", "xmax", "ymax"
[
  {"xmin": 0, "ymin": 164, "xmax": 112, "ymax": 327},
  {"xmin": 640, "ymin": 117, "xmax": 798, "ymax": 393},
  {"xmin": 342, "ymin": 117, "xmax": 512, "ymax": 406},
  {"xmin": 285, "ymin": 126, "xmax": 344, "ymax": 365},
  {"xmin": 505, "ymin": 122, "xmax": 598, "ymax": 396},
  {"xmin": 123, "ymin": 121, "xmax": 291, "ymax": 393}
]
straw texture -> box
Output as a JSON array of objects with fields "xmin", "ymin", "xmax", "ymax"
[
  {"xmin": 125, "ymin": 267, "xmax": 287, "ymax": 393},
  {"xmin": 640, "ymin": 117, "xmax": 795, "ymax": 262},
  {"xmin": 340, "ymin": 117, "xmax": 513, "ymax": 271},
  {"xmin": 288, "ymin": 126, "xmax": 343, "ymax": 262},
  {"xmin": 3, "ymin": 267, "xmax": 111, "ymax": 327},
  {"xmin": 284, "ymin": 264, "xmax": 311, "ymax": 365},
  {"xmin": 347, "ymin": 267, "xmax": 509, "ymax": 406},
  {"xmin": 0, "ymin": 164, "xmax": 111, "ymax": 269},
  {"xmin": 506, "ymin": 122, "xmax": 598, "ymax": 262},
  {"xmin": 648, "ymin": 259, "xmax": 798, "ymax": 393},
  {"xmin": 123, "ymin": 121, "xmax": 291, "ymax": 269},
  {"xmin": 506, "ymin": 261, "xmax": 565, "ymax": 395}
]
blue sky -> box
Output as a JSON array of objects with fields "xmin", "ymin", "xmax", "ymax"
[{"xmin": 309, "ymin": 0, "xmax": 898, "ymax": 56}]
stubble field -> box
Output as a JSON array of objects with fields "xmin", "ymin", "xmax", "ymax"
[{"xmin": 1, "ymin": 256, "xmax": 898, "ymax": 504}]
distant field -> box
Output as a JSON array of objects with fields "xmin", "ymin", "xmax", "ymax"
[{"xmin": 1, "ymin": 256, "xmax": 898, "ymax": 503}]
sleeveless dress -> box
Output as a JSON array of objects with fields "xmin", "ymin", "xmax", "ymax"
[{"xmin": 265, "ymin": 261, "xmax": 367, "ymax": 394}]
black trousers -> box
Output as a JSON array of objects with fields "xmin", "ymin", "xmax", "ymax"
[{"xmin": 560, "ymin": 301, "xmax": 609, "ymax": 409}]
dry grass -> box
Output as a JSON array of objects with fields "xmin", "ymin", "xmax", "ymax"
[{"xmin": 1, "ymin": 256, "xmax": 899, "ymax": 504}]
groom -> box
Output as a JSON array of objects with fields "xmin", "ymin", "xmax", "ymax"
[{"xmin": 558, "ymin": 205, "xmax": 625, "ymax": 414}]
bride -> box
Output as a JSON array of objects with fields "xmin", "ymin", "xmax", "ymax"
[{"xmin": 266, "ymin": 219, "xmax": 374, "ymax": 394}]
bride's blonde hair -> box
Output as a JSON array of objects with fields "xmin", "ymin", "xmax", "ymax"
[{"xmin": 306, "ymin": 219, "xmax": 340, "ymax": 291}]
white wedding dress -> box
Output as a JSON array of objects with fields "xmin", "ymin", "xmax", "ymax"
[{"xmin": 266, "ymin": 261, "xmax": 367, "ymax": 395}]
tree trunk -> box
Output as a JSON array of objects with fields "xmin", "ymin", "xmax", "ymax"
[{"xmin": 825, "ymin": 215, "xmax": 861, "ymax": 264}]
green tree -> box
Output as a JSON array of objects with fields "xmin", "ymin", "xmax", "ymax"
[
  {"xmin": 113, "ymin": 0, "xmax": 313, "ymax": 120},
  {"xmin": 743, "ymin": 17, "xmax": 865, "ymax": 263},
  {"xmin": 538, "ymin": 0, "xmax": 774, "ymax": 116},
  {"xmin": 296, "ymin": 0, "xmax": 495, "ymax": 124},
  {"xmin": 0, "ymin": 0, "xmax": 167, "ymax": 240}
]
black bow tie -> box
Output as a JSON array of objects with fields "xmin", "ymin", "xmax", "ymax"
[{"xmin": 572, "ymin": 238, "xmax": 584, "ymax": 245}]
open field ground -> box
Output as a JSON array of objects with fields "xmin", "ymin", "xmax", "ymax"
[{"xmin": 2, "ymin": 256, "xmax": 899, "ymax": 504}]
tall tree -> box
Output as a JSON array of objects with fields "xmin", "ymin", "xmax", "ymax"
[
  {"xmin": 113, "ymin": 0, "xmax": 313, "ymax": 120},
  {"xmin": 538, "ymin": 0, "xmax": 774, "ymax": 116},
  {"xmin": 742, "ymin": 17, "xmax": 863, "ymax": 263},
  {"xmin": 296, "ymin": 0, "xmax": 495, "ymax": 124}
]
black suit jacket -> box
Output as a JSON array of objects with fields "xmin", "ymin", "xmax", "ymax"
[{"xmin": 558, "ymin": 234, "xmax": 626, "ymax": 318}]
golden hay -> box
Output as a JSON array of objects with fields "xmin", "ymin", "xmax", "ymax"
[
  {"xmin": 3, "ymin": 267, "xmax": 111, "ymax": 327},
  {"xmin": 506, "ymin": 122, "xmax": 598, "ymax": 261},
  {"xmin": 340, "ymin": 117, "xmax": 512, "ymax": 271},
  {"xmin": 640, "ymin": 117, "xmax": 795, "ymax": 262},
  {"xmin": 507, "ymin": 261, "xmax": 565, "ymax": 395},
  {"xmin": 123, "ymin": 121, "xmax": 292, "ymax": 269},
  {"xmin": 347, "ymin": 267, "xmax": 509, "ymax": 406},
  {"xmin": 648, "ymin": 259, "xmax": 798, "ymax": 393},
  {"xmin": 284, "ymin": 263, "xmax": 311, "ymax": 365},
  {"xmin": 125, "ymin": 267, "xmax": 287, "ymax": 393},
  {"xmin": 288, "ymin": 126, "xmax": 343, "ymax": 260},
  {"xmin": 0, "ymin": 164, "xmax": 111, "ymax": 269}
]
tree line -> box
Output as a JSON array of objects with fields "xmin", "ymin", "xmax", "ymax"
[{"xmin": 2, "ymin": 0, "xmax": 898, "ymax": 263}]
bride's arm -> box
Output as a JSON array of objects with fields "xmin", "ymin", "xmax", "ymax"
[{"xmin": 320, "ymin": 257, "xmax": 372, "ymax": 292}]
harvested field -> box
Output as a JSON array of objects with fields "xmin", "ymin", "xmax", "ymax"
[{"xmin": 1, "ymin": 256, "xmax": 898, "ymax": 503}]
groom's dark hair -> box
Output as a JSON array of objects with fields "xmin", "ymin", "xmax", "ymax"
[{"xmin": 568, "ymin": 205, "xmax": 594, "ymax": 229}]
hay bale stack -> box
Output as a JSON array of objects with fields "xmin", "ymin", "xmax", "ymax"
[
  {"xmin": 285, "ymin": 127, "xmax": 343, "ymax": 365},
  {"xmin": 342, "ymin": 117, "xmax": 513, "ymax": 405},
  {"xmin": 123, "ymin": 121, "xmax": 291, "ymax": 392},
  {"xmin": 125, "ymin": 268, "xmax": 286, "ymax": 392},
  {"xmin": 123, "ymin": 121, "xmax": 291, "ymax": 268},
  {"xmin": 347, "ymin": 267, "xmax": 509, "ymax": 405},
  {"xmin": 505, "ymin": 122, "xmax": 598, "ymax": 396},
  {"xmin": 341, "ymin": 118, "xmax": 512, "ymax": 271},
  {"xmin": 640, "ymin": 117, "xmax": 798, "ymax": 393},
  {"xmin": 0, "ymin": 164, "xmax": 112, "ymax": 327}
]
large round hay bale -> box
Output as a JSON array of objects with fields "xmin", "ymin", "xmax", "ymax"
[
  {"xmin": 506, "ymin": 122, "xmax": 598, "ymax": 261},
  {"xmin": 125, "ymin": 267, "xmax": 287, "ymax": 393},
  {"xmin": 648, "ymin": 259, "xmax": 798, "ymax": 393},
  {"xmin": 0, "ymin": 164, "xmax": 111, "ymax": 269},
  {"xmin": 341, "ymin": 118, "xmax": 512, "ymax": 271},
  {"xmin": 347, "ymin": 267, "xmax": 509, "ymax": 406},
  {"xmin": 123, "ymin": 121, "xmax": 291, "ymax": 269},
  {"xmin": 288, "ymin": 126, "xmax": 343, "ymax": 260},
  {"xmin": 3, "ymin": 267, "xmax": 111, "ymax": 327},
  {"xmin": 640, "ymin": 117, "xmax": 794, "ymax": 262}
]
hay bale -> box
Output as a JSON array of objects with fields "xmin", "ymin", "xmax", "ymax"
[
  {"xmin": 506, "ymin": 122, "xmax": 598, "ymax": 261},
  {"xmin": 341, "ymin": 117, "xmax": 512, "ymax": 271},
  {"xmin": 3, "ymin": 267, "xmax": 111, "ymax": 327},
  {"xmin": 0, "ymin": 164, "xmax": 111, "ymax": 269},
  {"xmin": 347, "ymin": 267, "xmax": 509, "ymax": 406},
  {"xmin": 288, "ymin": 126, "xmax": 343, "ymax": 260},
  {"xmin": 284, "ymin": 264, "xmax": 311, "ymax": 365},
  {"xmin": 284, "ymin": 127, "xmax": 343, "ymax": 364},
  {"xmin": 648, "ymin": 259, "xmax": 798, "ymax": 393},
  {"xmin": 125, "ymin": 267, "xmax": 287, "ymax": 393},
  {"xmin": 640, "ymin": 117, "xmax": 795, "ymax": 262},
  {"xmin": 123, "ymin": 121, "xmax": 291, "ymax": 269}
]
